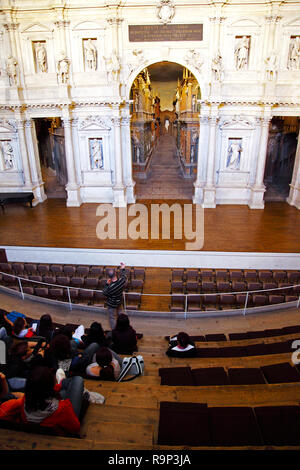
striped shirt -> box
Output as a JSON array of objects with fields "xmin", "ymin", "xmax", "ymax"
[{"xmin": 102, "ymin": 269, "xmax": 127, "ymax": 308}]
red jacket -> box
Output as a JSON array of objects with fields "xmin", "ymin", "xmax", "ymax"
[{"xmin": 0, "ymin": 387, "xmax": 80, "ymax": 436}]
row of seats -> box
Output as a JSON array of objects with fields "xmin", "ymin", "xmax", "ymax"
[
  {"xmin": 158, "ymin": 401, "xmax": 300, "ymax": 446},
  {"xmin": 166, "ymin": 339, "xmax": 297, "ymax": 357},
  {"xmin": 170, "ymin": 292, "xmax": 299, "ymax": 312},
  {"xmin": 171, "ymin": 279, "xmax": 300, "ymax": 294},
  {"xmin": 0, "ymin": 262, "xmax": 146, "ymax": 281},
  {"xmin": 165, "ymin": 324, "xmax": 300, "ymax": 342},
  {"xmin": 0, "ymin": 284, "xmax": 142, "ymax": 310},
  {"xmin": 171, "ymin": 268, "xmax": 300, "ymax": 283},
  {"xmin": 159, "ymin": 362, "xmax": 300, "ymax": 386}
]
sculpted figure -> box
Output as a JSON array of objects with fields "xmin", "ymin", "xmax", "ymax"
[
  {"xmin": 227, "ymin": 140, "xmax": 242, "ymax": 170},
  {"xmin": 84, "ymin": 39, "xmax": 97, "ymax": 71},
  {"xmin": 235, "ymin": 36, "xmax": 250, "ymax": 70},
  {"xmin": 6, "ymin": 56, "xmax": 18, "ymax": 85},
  {"xmin": 289, "ymin": 36, "xmax": 300, "ymax": 70},
  {"xmin": 57, "ymin": 53, "xmax": 70, "ymax": 84},
  {"xmin": 35, "ymin": 42, "xmax": 47, "ymax": 73}
]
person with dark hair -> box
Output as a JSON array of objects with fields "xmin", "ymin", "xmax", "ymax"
[
  {"xmin": 166, "ymin": 332, "xmax": 196, "ymax": 358},
  {"xmin": 111, "ymin": 313, "xmax": 138, "ymax": 355},
  {"xmin": 102, "ymin": 262, "xmax": 127, "ymax": 330},
  {"xmin": 32, "ymin": 314, "xmax": 56, "ymax": 344},
  {"xmin": 12, "ymin": 317, "xmax": 36, "ymax": 339},
  {"xmin": 44, "ymin": 334, "xmax": 101, "ymax": 378},
  {"xmin": 85, "ymin": 346, "xmax": 122, "ymax": 381},
  {"xmin": 0, "ymin": 366, "xmax": 86, "ymax": 436},
  {"xmin": 81, "ymin": 321, "xmax": 110, "ymax": 349}
]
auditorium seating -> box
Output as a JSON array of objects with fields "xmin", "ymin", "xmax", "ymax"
[
  {"xmin": 0, "ymin": 263, "xmax": 299, "ymax": 313},
  {"xmin": 159, "ymin": 362, "xmax": 300, "ymax": 386},
  {"xmin": 158, "ymin": 401, "xmax": 300, "ymax": 446}
]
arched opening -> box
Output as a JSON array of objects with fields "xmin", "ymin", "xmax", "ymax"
[
  {"xmin": 264, "ymin": 117, "xmax": 299, "ymax": 202},
  {"xmin": 129, "ymin": 61, "xmax": 200, "ymax": 199}
]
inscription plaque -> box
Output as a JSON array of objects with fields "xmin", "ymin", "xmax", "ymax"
[{"xmin": 129, "ymin": 24, "xmax": 203, "ymax": 42}]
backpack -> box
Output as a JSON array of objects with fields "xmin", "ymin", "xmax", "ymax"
[
  {"xmin": 6, "ymin": 311, "xmax": 26, "ymax": 323},
  {"xmin": 117, "ymin": 355, "xmax": 144, "ymax": 382}
]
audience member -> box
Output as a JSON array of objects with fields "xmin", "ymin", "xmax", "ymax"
[
  {"xmin": 12, "ymin": 317, "xmax": 36, "ymax": 339},
  {"xmin": 81, "ymin": 321, "xmax": 111, "ymax": 348},
  {"xmin": 166, "ymin": 332, "xmax": 196, "ymax": 358},
  {"xmin": 0, "ymin": 366, "xmax": 85, "ymax": 436},
  {"xmin": 111, "ymin": 314, "xmax": 137, "ymax": 355},
  {"xmin": 32, "ymin": 314, "xmax": 56, "ymax": 344},
  {"xmin": 5, "ymin": 340, "xmax": 45, "ymax": 385},
  {"xmin": 85, "ymin": 346, "xmax": 122, "ymax": 381}
]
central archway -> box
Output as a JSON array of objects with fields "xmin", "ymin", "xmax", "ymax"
[{"xmin": 129, "ymin": 61, "xmax": 201, "ymax": 200}]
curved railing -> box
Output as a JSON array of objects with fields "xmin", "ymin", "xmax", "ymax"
[{"xmin": 0, "ymin": 270, "xmax": 299, "ymax": 318}]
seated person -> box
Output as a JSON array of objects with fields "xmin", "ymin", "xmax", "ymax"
[
  {"xmin": 5, "ymin": 341, "xmax": 45, "ymax": 390},
  {"xmin": 81, "ymin": 322, "xmax": 111, "ymax": 349},
  {"xmin": 111, "ymin": 314, "xmax": 138, "ymax": 355},
  {"xmin": 85, "ymin": 346, "xmax": 122, "ymax": 381},
  {"xmin": 31, "ymin": 314, "xmax": 56, "ymax": 344},
  {"xmin": 166, "ymin": 332, "xmax": 196, "ymax": 357},
  {"xmin": 12, "ymin": 317, "xmax": 36, "ymax": 339},
  {"xmin": 0, "ymin": 366, "xmax": 86, "ymax": 436}
]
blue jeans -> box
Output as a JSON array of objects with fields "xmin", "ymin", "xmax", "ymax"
[{"xmin": 59, "ymin": 376, "xmax": 84, "ymax": 418}]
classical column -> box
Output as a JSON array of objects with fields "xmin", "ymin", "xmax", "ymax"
[
  {"xmin": 202, "ymin": 114, "xmax": 219, "ymax": 208},
  {"xmin": 24, "ymin": 119, "xmax": 47, "ymax": 203},
  {"xmin": 16, "ymin": 119, "xmax": 33, "ymax": 189},
  {"xmin": 249, "ymin": 116, "xmax": 271, "ymax": 209},
  {"xmin": 112, "ymin": 116, "xmax": 127, "ymax": 207},
  {"xmin": 62, "ymin": 117, "xmax": 82, "ymax": 207},
  {"xmin": 193, "ymin": 112, "xmax": 210, "ymax": 205},
  {"xmin": 121, "ymin": 115, "xmax": 136, "ymax": 204},
  {"xmin": 287, "ymin": 126, "xmax": 300, "ymax": 209}
]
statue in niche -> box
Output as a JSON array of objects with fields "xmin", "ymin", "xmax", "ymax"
[
  {"xmin": 288, "ymin": 36, "xmax": 300, "ymax": 70},
  {"xmin": 35, "ymin": 42, "xmax": 47, "ymax": 73},
  {"xmin": 0, "ymin": 140, "xmax": 14, "ymax": 170},
  {"xmin": 227, "ymin": 139, "xmax": 242, "ymax": 170},
  {"xmin": 165, "ymin": 119, "xmax": 170, "ymax": 133},
  {"xmin": 211, "ymin": 51, "xmax": 224, "ymax": 81},
  {"xmin": 235, "ymin": 36, "xmax": 250, "ymax": 70},
  {"xmin": 104, "ymin": 49, "xmax": 121, "ymax": 81},
  {"xmin": 89, "ymin": 139, "xmax": 104, "ymax": 169},
  {"xmin": 265, "ymin": 50, "xmax": 277, "ymax": 80},
  {"xmin": 6, "ymin": 56, "xmax": 18, "ymax": 85},
  {"xmin": 84, "ymin": 39, "xmax": 97, "ymax": 71},
  {"xmin": 57, "ymin": 53, "xmax": 70, "ymax": 84}
]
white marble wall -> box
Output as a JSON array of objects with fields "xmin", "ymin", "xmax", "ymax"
[{"xmin": 0, "ymin": 0, "xmax": 299, "ymax": 208}]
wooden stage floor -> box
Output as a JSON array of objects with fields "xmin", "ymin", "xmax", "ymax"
[{"xmin": 0, "ymin": 198, "xmax": 299, "ymax": 253}]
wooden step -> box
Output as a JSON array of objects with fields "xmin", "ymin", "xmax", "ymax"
[{"xmin": 84, "ymin": 420, "xmax": 154, "ymax": 446}]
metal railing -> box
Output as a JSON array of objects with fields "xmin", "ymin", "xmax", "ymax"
[{"xmin": 0, "ymin": 270, "xmax": 300, "ymax": 318}]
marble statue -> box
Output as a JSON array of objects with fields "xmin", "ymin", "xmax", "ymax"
[
  {"xmin": 84, "ymin": 39, "xmax": 97, "ymax": 71},
  {"xmin": 0, "ymin": 140, "xmax": 14, "ymax": 169},
  {"xmin": 211, "ymin": 51, "xmax": 224, "ymax": 81},
  {"xmin": 104, "ymin": 49, "xmax": 121, "ymax": 81},
  {"xmin": 6, "ymin": 56, "xmax": 18, "ymax": 85},
  {"xmin": 90, "ymin": 139, "xmax": 104, "ymax": 169},
  {"xmin": 35, "ymin": 42, "xmax": 47, "ymax": 73},
  {"xmin": 227, "ymin": 140, "xmax": 242, "ymax": 170},
  {"xmin": 57, "ymin": 53, "xmax": 70, "ymax": 84},
  {"xmin": 289, "ymin": 36, "xmax": 300, "ymax": 70},
  {"xmin": 265, "ymin": 51, "xmax": 277, "ymax": 80},
  {"xmin": 235, "ymin": 36, "xmax": 250, "ymax": 70}
]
